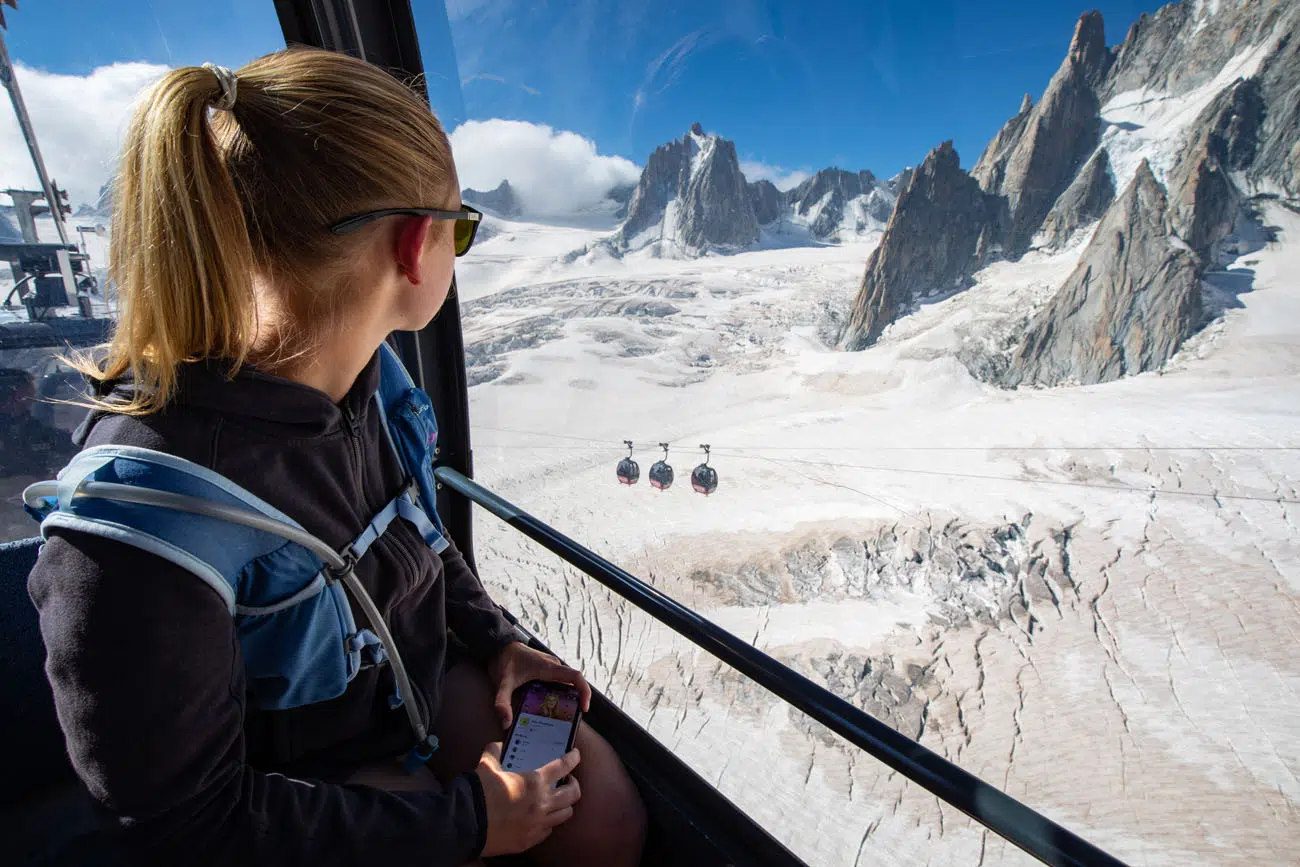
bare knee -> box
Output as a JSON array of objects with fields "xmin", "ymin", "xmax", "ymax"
[
  {"xmin": 570, "ymin": 774, "xmax": 647, "ymax": 867},
  {"xmin": 536, "ymin": 727, "xmax": 647, "ymax": 867}
]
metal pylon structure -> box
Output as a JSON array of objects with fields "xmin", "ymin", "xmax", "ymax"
[{"xmin": 0, "ymin": 1, "xmax": 71, "ymax": 246}]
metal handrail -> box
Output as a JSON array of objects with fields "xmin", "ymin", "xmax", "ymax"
[{"xmin": 435, "ymin": 466, "xmax": 1129, "ymax": 867}]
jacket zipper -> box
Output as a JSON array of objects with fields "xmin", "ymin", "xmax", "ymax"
[{"xmin": 340, "ymin": 404, "xmax": 365, "ymax": 502}]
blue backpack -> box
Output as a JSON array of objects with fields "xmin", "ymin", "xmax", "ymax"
[{"xmin": 24, "ymin": 343, "xmax": 446, "ymax": 767}]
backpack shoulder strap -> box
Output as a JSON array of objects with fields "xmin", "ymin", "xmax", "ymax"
[
  {"xmin": 373, "ymin": 342, "xmax": 450, "ymax": 553},
  {"xmin": 26, "ymin": 425, "xmax": 438, "ymax": 752},
  {"xmin": 24, "ymin": 445, "xmax": 325, "ymax": 614}
]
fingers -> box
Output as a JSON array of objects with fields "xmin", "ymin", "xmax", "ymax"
[
  {"xmin": 573, "ymin": 670, "xmax": 593, "ymax": 712},
  {"xmin": 543, "ymin": 806, "xmax": 574, "ymax": 828},
  {"xmin": 549, "ymin": 663, "xmax": 593, "ymax": 712},
  {"xmin": 494, "ymin": 683, "xmax": 514, "ymax": 729},
  {"xmin": 537, "ymin": 748, "xmax": 581, "ymax": 785},
  {"xmin": 550, "ymin": 776, "xmax": 581, "ymax": 810},
  {"xmin": 480, "ymin": 741, "xmax": 503, "ymax": 767}
]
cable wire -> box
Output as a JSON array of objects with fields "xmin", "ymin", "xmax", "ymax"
[{"xmin": 471, "ymin": 428, "xmax": 1299, "ymax": 506}]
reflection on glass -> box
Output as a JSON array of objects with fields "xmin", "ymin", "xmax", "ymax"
[
  {"xmin": 0, "ymin": 0, "xmax": 1294, "ymax": 863},
  {"xmin": 0, "ymin": 2, "xmax": 281, "ymax": 542},
  {"xmin": 421, "ymin": 1, "xmax": 1300, "ymax": 864}
]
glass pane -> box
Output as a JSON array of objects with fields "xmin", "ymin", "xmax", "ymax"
[
  {"xmin": 0, "ymin": 1, "xmax": 283, "ymax": 542},
  {"xmin": 419, "ymin": 0, "xmax": 1300, "ymax": 863}
]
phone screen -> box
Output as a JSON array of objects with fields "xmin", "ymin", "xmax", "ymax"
[{"xmin": 502, "ymin": 681, "xmax": 581, "ymax": 774}]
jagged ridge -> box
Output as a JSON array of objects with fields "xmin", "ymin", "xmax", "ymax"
[
  {"xmin": 616, "ymin": 123, "xmax": 759, "ymax": 253},
  {"xmin": 842, "ymin": 142, "xmax": 1003, "ymax": 350},
  {"xmin": 461, "ymin": 179, "xmax": 521, "ymax": 218},
  {"xmin": 1004, "ymin": 161, "xmax": 1202, "ymax": 386},
  {"xmin": 844, "ymin": 0, "xmax": 1298, "ymax": 383}
]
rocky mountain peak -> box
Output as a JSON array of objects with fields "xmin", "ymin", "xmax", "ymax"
[
  {"xmin": 1003, "ymin": 160, "xmax": 1202, "ymax": 386},
  {"xmin": 1019, "ymin": 93, "xmax": 1034, "ymax": 114},
  {"xmin": 886, "ymin": 167, "xmax": 914, "ymax": 195},
  {"xmin": 1103, "ymin": 0, "xmax": 1289, "ymax": 100},
  {"xmin": 1069, "ymin": 9, "xmax": 1111, "ymax": 87},
  {"xmin": 841, "ymin": 141, "xmax": 1003, "ymax": 349},
  {"xmin": 1037, "ymin": 148, "xmax": 1116, "ymax": 249},
  {"xmin": 843, "ymin": 0, "xmax": 1297, "ymax": 393},
  {"xmin": 787, "ymin": 168, "xmax": 875, "ymax": 214},
  {"xmin": 616, "ymin": 126, "xmax": 758, "ymax": 252},
  {"xmin": 782, "ymin": 167, "xmax": 893, "ymax": 239},
  {"xmin": 973, "ymin": 11, "xmax": 1106, "ymax": 255},
  {"xmin": 461, "ymin": 179, "xmax": 521, "ymax": 218}
]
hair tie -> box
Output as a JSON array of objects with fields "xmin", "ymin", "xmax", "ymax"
[{"xmin": 202, "ymin": 63, "xmax": 238, "ymax": 111}]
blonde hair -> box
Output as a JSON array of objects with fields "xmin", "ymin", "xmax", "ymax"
[{"xmin": 73, "ymin": 49, "xmax": 456, "ymax": 414}]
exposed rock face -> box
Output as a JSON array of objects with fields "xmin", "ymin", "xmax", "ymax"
[
  {"xmin": 1103, "ymin": 0, "xmax": 1288, "ymax": 100},
  {"xmin": 971, "ymin": 94, "xmax": 1035, "ymax": 194},
  {"xmin": 1004, "ymin": 162, "xmax": 1202, "ymax": 387},
  {"xmin": 787, "ymin": 169, "xmax": 874, "ymax": 213},
  {"xmin": 1167, "ymin": 77, "xmax": 1264, "ymax": 258},
  {"xmin": 617, "ymin": 136, "xmax": 693, "ymax": 243},
  {"xmin": 747, "ymin": 179, "xmax": 782, "ymax": 226},
  {"xmin": 841, "ymin": 142, "xmax": 1002, "ymax": 350},
  {"xmin": 982, "ymin": 12, "xmax": 1110, "ymax": 254},
  {"xmin": 461, "ymin": 179, "xmax": 521, "ymax": 218},
  {"xmin": 885, "ymin": 167, "xmax": 913, "ymax": 196},
  {"xmin": 1038, "ymin": 148, "xmax": 1116, "ymax": 248},
  {"xmin": 1248, "ymin": 15, "xmax": 1300, "ymax": 195},
  {"xmin": 617, "ymin": 126, "xmax": 759, "ymax": 252},
  {"xmin": 842, "ymin": 0, "xmax": 1297, "ymax": 390},
  {"xmin": 608, "ymin": 182, "xmax": 637, "ymax": 220},
  {"xmin": 73, "ymin": 181, "xmax": 114, "ymax": 218}
]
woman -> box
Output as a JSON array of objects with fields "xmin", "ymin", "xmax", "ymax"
[{"xmin": 26, "ymin": 50, "xmax": 646, "ymax": 866}]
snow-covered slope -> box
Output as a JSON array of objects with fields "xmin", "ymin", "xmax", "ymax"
[
  {"xmin": 1098, "ymin": 29, "xmax": 1277, "ymax": 195},
  {"xmin": 463, "ymin": 198, "xmax": 1300, "ymax": 866},
  {"xmin": 451, "ymin": 4, "xmax": 1300, "ymax": 863}
]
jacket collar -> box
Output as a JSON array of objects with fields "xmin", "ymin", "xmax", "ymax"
[{"xmin": 74, "ymin": 350, "xmax": 383, "ymax": 445}]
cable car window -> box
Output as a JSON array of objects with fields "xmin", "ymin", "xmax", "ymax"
[
  {"xmin": 1, "ymin": 2, "xmax": 1291, "ymax": 865},
  {"xmin": 0, "ymin": 2, "xmax": 282, "ymax": 541},
  {"xmin": 418, "ymin": 0, "xmax": 1300, "ymax": 863}
]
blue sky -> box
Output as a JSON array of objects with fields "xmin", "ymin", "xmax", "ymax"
[{"xmin": 5, "ymin": 0, "xmax": 1167, "ymax": 190}]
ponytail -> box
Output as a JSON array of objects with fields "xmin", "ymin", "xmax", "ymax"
[
  {"xmin": 71, "ymin": 66, "xmax": 255, "ymax": 414},
  {"xmin": 70, "ymin": 49, "xmax": 457, "ymax": 415}
]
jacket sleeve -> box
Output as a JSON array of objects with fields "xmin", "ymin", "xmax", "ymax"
[
  {"xmin": 439, "ymin": 537, "xmax": 521, "ymax": 664},
  {"xmin": 29, "ymin": 529, "xmax": 490, "ymax": 867}
]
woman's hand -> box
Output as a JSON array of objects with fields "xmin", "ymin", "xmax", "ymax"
[
  {"xmin": 488, "ymin": 642, "xmax": 592, "ymax": 728},
  {"xmin": 476, "ymin": 743, "xmax": 582, "ymax": 856}
]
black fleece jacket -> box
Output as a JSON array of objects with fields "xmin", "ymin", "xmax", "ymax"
[{"xmin": 26, "ymin": 351, "xmax": 520, "ymax": 866}]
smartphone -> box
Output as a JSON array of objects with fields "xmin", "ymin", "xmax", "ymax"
[{"xmin": 501, "ymin": 680, "xmax": 583, "ymax": 778}]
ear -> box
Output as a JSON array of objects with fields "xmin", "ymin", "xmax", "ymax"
[{"xmin": 393, "ymin": 215, "xmax": 434, "ymax": 286}]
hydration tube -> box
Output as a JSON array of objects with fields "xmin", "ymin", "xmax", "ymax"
[{"xmin": 23, "ymin": 480, "xmax": 434, "ymax": 758}]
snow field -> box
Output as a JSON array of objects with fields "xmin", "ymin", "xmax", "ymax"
[{"xmin": 465, "ymin": 203, "xmax": 1300, "ymax": 865}]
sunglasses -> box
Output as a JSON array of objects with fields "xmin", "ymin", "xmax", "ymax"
[{"xmin": 328, "ymin": 205, "xmax": 483, "ymax": 256}]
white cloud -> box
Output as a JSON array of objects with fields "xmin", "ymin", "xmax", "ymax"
[
  {"xmin": 0, "ymin": 67, "xmax": 639, "ymax": 221},
  {"xmin": 449, "ymin": 119, "xmax": 641, "ymax": 218},
  {"xmin": 0, "ymin": 62, "xmax": 168, "ymax": 208},
  {"xmin": 740, "ymin": 160, "xmax": 809, "ymax": 192}
]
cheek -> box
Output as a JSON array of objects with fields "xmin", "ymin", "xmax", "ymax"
[{"xmin": 430, "ymin": 246, "xmax": 457, "ymax": 302}]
